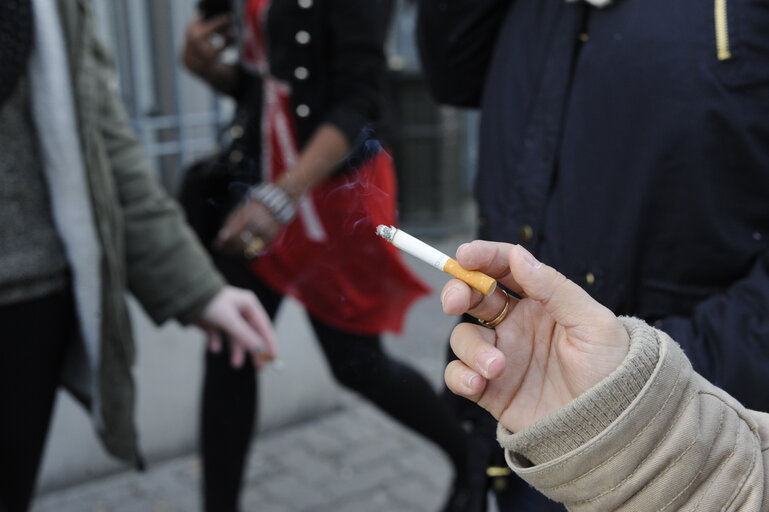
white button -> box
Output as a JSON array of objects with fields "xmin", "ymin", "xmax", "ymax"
[
  {"xmin": 229, "ymin": 149, "xmax": 244, "ymax": 164},
  {"xmin": 229, "ymin": 124, "xmax": 244, "ymax": 139},
  {"xmin": 294, "ymin": 66, "xmax": 309, "ymax": 80},
  {"xmin": 296, "ymin": 104, "xmax": 311, "ymax": 117},
  {"xmin": 295, "ymin": 30, "xmax": 311, "ymax": 45},
  {"xmin": 298, "ymin": 0, "xmax": 313, "ymax": 8},
  {"xmin": 754, "ymin": 232, "xmax": 763, "ymax": 241}
]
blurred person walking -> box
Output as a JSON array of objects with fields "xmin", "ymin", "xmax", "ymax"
[
  {"xmin": 0, "ymin": 1, "xmax": 277, "ymax": 511},
  {"xmin": 418, "ymin": 0, "xmax": 769, "ymax": 509},
  {"xmin": 181, "ymin": 1, "xmax": 473, "ymax": 511}
]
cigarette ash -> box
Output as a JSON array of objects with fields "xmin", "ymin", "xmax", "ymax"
[{"xmin": 375, "ymin": 224, "xmax": 396, "ymax": 242}]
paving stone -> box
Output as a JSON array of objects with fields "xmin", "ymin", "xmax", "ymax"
[
  {"xmin": 394, "ymin": 448, "xmax": 453, "ymax": 489},
  {"xmin": 337, "ymin": 435, "xmax": 405, "ymax": 469},
  {"xmin": 389, "ymin": 476, "xmax": 446, "ymax": 512},
  {"xmin": 328, "ymin": 463, "xmax": 399, "ymax": 500},
  {"xmin": 255, "ymin": 472, "xmax": 333, "ymax": 510}
]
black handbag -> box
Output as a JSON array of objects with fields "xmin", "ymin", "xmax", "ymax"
[{"xmin": 178, "ymin": 146, "xmax": 260, "ymax": 254}]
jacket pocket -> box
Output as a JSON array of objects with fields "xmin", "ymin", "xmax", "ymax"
[{"xmin": 714, "ymin": 0, "xmax": 731, "ymax": 60}]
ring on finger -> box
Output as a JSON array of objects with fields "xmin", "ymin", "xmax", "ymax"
[
  {"xmin": 243, "ymin": 237, "xmax": 265, "ymax": 259},
  {"xmin": 478, "ymin": 289, "xmax": 511, "ymax": 328},
  {"xmin": 240, "ymin": 230, "xmax": 265, "ymax": 259}
]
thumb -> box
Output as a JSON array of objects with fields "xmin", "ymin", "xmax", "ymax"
[{"xmin": 509, "ymin": 245, "xmax": 604, "ymax": 328}]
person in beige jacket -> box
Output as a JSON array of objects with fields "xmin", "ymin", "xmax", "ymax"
[{"xmin": 441, "ymin": 241, "xmax": 769, "ymax": 511}]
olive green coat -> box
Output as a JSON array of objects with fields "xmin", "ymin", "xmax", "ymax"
[{"xmin": 57, "ymin": 0, "xmax": 224, "ymax": 463}]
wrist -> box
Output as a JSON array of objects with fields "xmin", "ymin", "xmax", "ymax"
[{"xmin": 499, "ymin": 317, "xmax": 660, "ymax": 466}]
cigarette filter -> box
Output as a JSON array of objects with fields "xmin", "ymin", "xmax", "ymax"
[{"xmin": 376, "ymin": 225, "xmax": 497, "ymax": 296}]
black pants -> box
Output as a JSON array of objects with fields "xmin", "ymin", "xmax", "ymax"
[
  {"xmin": 201, "ymin": 258, "xmax": 468, "ymax": 512},
  {"xmin": 0, "ymin": 291, "xmax": 74, "ymax": 512}
]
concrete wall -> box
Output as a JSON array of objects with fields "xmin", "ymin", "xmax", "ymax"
[{"xmin": 37, "ymin": 296, "xmax": 343, "ymax": 492}]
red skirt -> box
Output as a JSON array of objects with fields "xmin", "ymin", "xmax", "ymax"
[{"xmin": 250, "ymin": 151, "xmax": 430, "ymax": 335}]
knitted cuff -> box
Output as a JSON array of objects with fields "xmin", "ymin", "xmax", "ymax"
[{"xmin": 498, "ymin": 317, "xmax": 660, "ymax": 466}]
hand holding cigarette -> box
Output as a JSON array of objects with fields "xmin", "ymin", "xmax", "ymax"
[
  {"xmin": 376, "ymin": 225, "xmax": 497, "ymax": 296},
  {"xmin": 440, "ymin": 241, "xmax": 630, "ymax": 434}
]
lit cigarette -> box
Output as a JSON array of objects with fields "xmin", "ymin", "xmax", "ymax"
[{"xmin": 376, "ymin": 225, "xmax": 497, "ymax": 296}]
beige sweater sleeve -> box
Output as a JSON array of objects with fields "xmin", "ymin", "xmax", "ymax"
[{"xmin": 498, "ymin": 317, "xmax": 769, "ymax": 511}]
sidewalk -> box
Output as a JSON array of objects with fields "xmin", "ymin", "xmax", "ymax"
[
  {"xmin": 32, "ymin": 230, "xmax": 501, "ymax": 512},
  {"xmin": 34, "ymin": 392, "xmax": 461, "ymax": 512}
]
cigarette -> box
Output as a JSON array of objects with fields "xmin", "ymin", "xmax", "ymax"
[{"xmin": 376, "ymin": 225, "xmax": 497, "ymax": 296}]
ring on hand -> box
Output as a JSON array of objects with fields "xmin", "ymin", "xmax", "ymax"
[
  {"xmin": 240, "ymin": 231, "xmax": 265, "ymax": 259},
  {"xmin": 478, "ymin": 289, "xmax": 511, "ymax": 328}
]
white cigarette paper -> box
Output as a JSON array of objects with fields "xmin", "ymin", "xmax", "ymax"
[{"xmin": 376, "ymin": 225, "xmax": 497, "ymax": 296}]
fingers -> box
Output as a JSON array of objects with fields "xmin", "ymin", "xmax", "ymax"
[
  {"xmin": 441, "ymin": 281, "xmax": 515, "ymax": 327},
  {"xmin": 207, "ymin": 329, "xmax": 222, "ymax": 353},
  {"xmin": 449, "ymin": 322, "xmax": 506, "ymax": 380},
  {"xmin": 218, "ymin": 292, "xmax": 270, "ymax": 368},
  {"xmin": 198, "ymin": 13, "xmax": 231, "ymax": 36},
  {"xmin": 444, "ymin": 360, "xmax": 485, "ymax": 401},
  {"xmin": 222, "ymin": 314, "xmax": 259, "ymax": 366},
  {"xmin": 455, "ymin": 241, "xmax": 524, "ymax": 296},
  {"xmin": 215, "ymin": 208, "xmax": 248, "ymax": 253},
  {"xmin": 446, "ymin": 242, "xmax": 610, "ymax": 331},
  {"xmin": 183, "ymin": 14, "xmax": 231, "ymax": 73},
  {"xmin": 230, "ymin": 343, "xmax": 246, "ymax": 368},
  {"xmin": 215, "ymin": 202, "xmax": 279, "ymax": 255},
  {"xmin": 444, "ymin": 322, "xmax": 507, "ymax": 403},
  {"xmin": 507, "ymin": 245, "xmax": 606, "ymax": 328},
  {"xmin": 240, "ymin": 292, "xmax": 279, "ymax": 360}
]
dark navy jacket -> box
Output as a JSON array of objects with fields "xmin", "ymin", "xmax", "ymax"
[{"xmin": 418, "ymin": 0, "xmax": 769, "ymax": 412}]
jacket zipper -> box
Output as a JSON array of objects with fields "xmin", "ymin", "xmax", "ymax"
[{"xmin": 715, "ymin": 0, "xmax": 732, "ymax": 60}]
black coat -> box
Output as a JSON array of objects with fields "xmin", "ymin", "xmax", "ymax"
[
  {"xmin": 418, "ymin": 0, "xmax": 769, "ymax": 412},
  {"xmin": 229, "ymin": 0, "xmax": 394, "ymax": 163}
]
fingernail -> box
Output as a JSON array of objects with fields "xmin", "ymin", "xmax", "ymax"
[
  {"xmin": 440, "ymin": 288, "xmax": 454, "ymax": 308},
  {"xmin": 456, "ymin": 243, "xmax": 470, "ymax": 257},
  {"xmin": 464, "ymin": 373, "xmax": 479, "ymax": 391},
  {"xmin": 518, "ymin": 245, "xmax": 541, "ymax": 268},
  {"xmin": 477, "ymin": 352, "xmax": 498, "ymax": 378}
]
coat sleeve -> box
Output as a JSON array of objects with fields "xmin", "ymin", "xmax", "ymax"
[
  {"xmin": 498, "ymin": 318, "xmax": 769, "ymax": 511},
  {"xmin": 322, "ymin": 0, "xmax": 394, "ymax": 145},
  {"xmin": 659, "ymin": 250, "xmax": 769, "ymax": 412},
  {"xmin": 416, "ymin": 0, "xmax": 510, "ymax": 108},
  {"xmin": 89, "ymin": 35, "xmax": 225, "ymax": 325}
]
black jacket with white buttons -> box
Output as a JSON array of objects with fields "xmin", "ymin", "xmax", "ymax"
[{"xmin": 230, "ymin": 0, "xmax": 394, "ymax": 164}]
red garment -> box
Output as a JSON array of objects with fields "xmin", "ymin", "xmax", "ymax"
[{"xmin": 242, "ymin": 0, "xmax": 429, "ymax": 334}]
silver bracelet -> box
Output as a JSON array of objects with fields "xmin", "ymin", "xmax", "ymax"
[{"xmin": 248, "ymin": 182, "xmax": 297, "ymax": 225}]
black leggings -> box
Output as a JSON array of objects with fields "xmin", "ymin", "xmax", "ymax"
[
  {"xmin": 0, "ymin": 291, "xmax": 74, "ymax": 512},
  {"xmin": 201, "ymin": 258, "xmax": 468, "ymax": 512}
]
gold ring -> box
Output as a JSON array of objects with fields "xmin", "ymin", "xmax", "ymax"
[
  {"xmin": 244, "ymin": 238, "xmax": 265, "ymax": 259},
  {"xmin": 478, "ymin": 289, "xmax": 511, "ymax": 328}
]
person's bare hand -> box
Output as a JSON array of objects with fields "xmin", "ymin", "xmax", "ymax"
[
  {"xmin": 195, "ymin": 286, "xmax": 278, "ymax": 368},
  {"xmin": 182, "ymin": 13, "xmax": 233, "ymax": 80},
  {"xmin": 441, "ymin": 242, "xmax": 630, "ymax": 433},
  {"xmin": 215, "ymin": 199, "xmax": 282, "ymax": 258}
]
